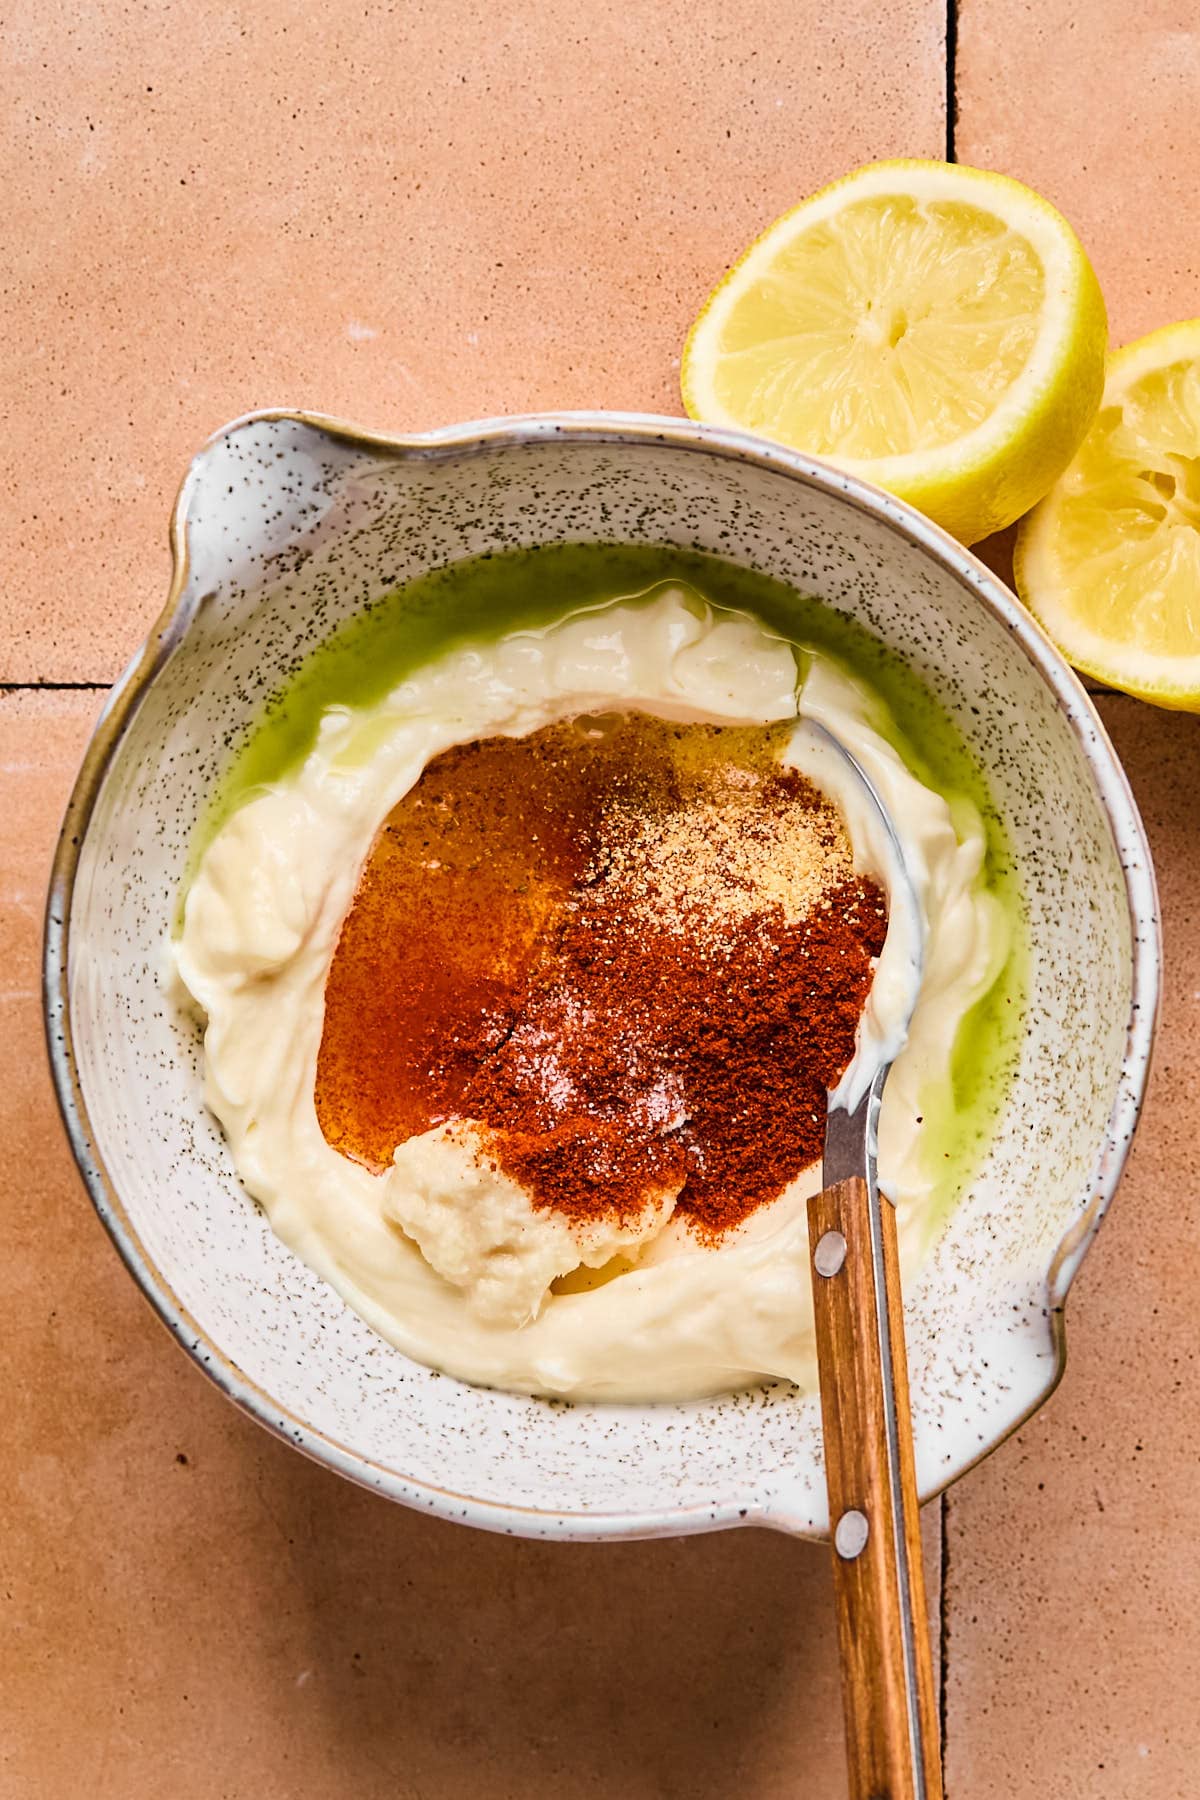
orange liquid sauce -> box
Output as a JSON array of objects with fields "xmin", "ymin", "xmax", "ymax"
[
  {"xmin": 316, "ymin": 717, "xmax": 665, "ymax": 1171},
  {"xmin": 315, "ymin": 714, "xmax": 884, "ymax": 1232}
]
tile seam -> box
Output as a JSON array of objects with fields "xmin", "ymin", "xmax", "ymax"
[
  {"xmin": 945, "ymin": 0, "xmax": 959, "ymax": 162},
  {"xmin": 0, "ymin": 681, "xmax": 111, "ymax": 692},
  {"xmin": 939, "ymin": 1491, "xmax": 951, "ymax": 1787}
]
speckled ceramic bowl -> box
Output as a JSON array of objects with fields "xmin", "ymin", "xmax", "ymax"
[{"xmin": 45, "ymin": 410, "xmax": 1159, "ymax": 1541}]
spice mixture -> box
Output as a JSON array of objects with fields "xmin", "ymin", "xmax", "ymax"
[{"xmin": 316, "ymin": 714, "xmax": 887, "ymax": 1237}]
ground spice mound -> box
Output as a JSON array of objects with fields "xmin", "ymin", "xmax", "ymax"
[{"xmin": 316, "ymin": 714, "xmax": 887, "ymax": 1237}]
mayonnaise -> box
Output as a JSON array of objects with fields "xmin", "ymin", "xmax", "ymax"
[{"xmin": 174, "ymin": 590, "xmax": 1004, "ymax": 1400}]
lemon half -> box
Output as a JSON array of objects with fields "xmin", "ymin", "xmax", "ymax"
[
  {"xmin": 1015, "ymin": 320, "xmax": 1200, "ymax": 710},
  {"xmin": 682, "ymin": 159, "xmax": 1107, "ymax": 545}
]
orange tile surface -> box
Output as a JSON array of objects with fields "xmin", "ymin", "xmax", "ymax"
[
  {"xmin": 943, "ymin": 698, "xmax": 1200, "ymax": 1798},
  {"xmin": 5, "ymin": 1, "xmax": 1200, "ymax": 1794},
  {"xmin": 947, "ymin": 10, "xmax": 1200, "ymax": 1791},
  {"xmin": 0, "ymin": 0, "xmax": 944, "ymax": 683},
  {"xmin": 956, "ymin": 0, "xmax": 1200, "ymax": 347}
]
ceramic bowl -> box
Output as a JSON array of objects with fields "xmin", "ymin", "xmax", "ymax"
[{"xmin": 45, "ymin": 410, "xmax": 1159, "ymax": 1540}]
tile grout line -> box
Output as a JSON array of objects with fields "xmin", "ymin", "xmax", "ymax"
[
  {"xmin": 944, "ymin": 0, "xmax": 958, "ymax": 162},
  {"xmin": 0, "ymin": 681, "xmax": 111, "ymax": 692},
  {"xmin": 939, "ymin": 1491, "xmax": 951, "ymax": 1789},
  {"xmin": 0, "ymin": 677, "xmax": 1127, "ymax": 703},
  {"xmin": 940, "ymin": 0, "xmax": 955, "ymax": 1780}
]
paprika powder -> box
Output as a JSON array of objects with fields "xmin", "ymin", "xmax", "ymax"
[{"xmin": 317, "ymin": 712, "xmax": 886, "ymax": 1238}]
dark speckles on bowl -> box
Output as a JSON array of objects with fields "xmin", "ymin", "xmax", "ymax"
[{"xmin": 43, "ymin": 410, "xmax": 1159, "ymax": 1541}]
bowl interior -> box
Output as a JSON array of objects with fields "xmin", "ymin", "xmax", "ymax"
[{"xmin": 54, "ymin": 414, "xmax": 1147, "ymax": 1538}]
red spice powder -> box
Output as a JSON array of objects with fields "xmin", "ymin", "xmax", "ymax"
[{"xmin": 316, "ymin": 715, "xmax": 886, "ymax": 1237}]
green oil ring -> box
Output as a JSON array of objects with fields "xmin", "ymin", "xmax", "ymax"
[{"xmin": 182, "ymin": 542, "xmax": 1028, "ymax": 1225}]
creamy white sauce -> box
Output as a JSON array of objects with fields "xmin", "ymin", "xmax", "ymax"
[{"xmin": 174, "ymin": 590, "xmax": 1005, "ymax": 1401}]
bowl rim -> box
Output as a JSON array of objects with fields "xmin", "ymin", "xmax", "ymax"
[{"xmin": 42, "ymin": 406, "xmax": 1162, "ymax": 1540}]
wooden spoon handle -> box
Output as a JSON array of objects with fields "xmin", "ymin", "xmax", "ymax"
[{"xmin": 807, "ymin": 1176, "xmax": 943, "ymax": 1800}]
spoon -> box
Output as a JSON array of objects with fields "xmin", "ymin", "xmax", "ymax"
[{"xmin": 795, "ymin": 720, "xmax": 943, "ymax": 1800}]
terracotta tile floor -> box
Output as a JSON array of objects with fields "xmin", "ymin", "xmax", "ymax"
[{"xmin": 2, "ymin": 2, "xmax": 1197, "ymax": 1793}]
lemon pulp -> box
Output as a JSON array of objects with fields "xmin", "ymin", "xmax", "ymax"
[
  {"xmin": 683, "ymin": 160, "xmax": 1107, "ymax": 545},
  {"xmin": 1016, "ymin": 321, "xmax": 1200, "ymax": 708},
  {"xmin": 709, "ymin": 194, "xmax": 1046, "ymax": 460}
]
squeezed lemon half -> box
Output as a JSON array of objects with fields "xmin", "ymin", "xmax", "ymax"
[
  {"xmin": 1015, "ymin": 320, "xmax": 1200, "ymax": 709},
  {"xmin": 681, "ymin": 159, "xmax": 1107, "ymax": 544}
]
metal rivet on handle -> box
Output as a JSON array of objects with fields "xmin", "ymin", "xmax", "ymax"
[
  {"xmin": 814, "ymin": 1229, "xmax": 847, "ymax": 1277},
  {"xmin": 834, "ymin": 1509, "xmax": 870, "ymax": 1560}
]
